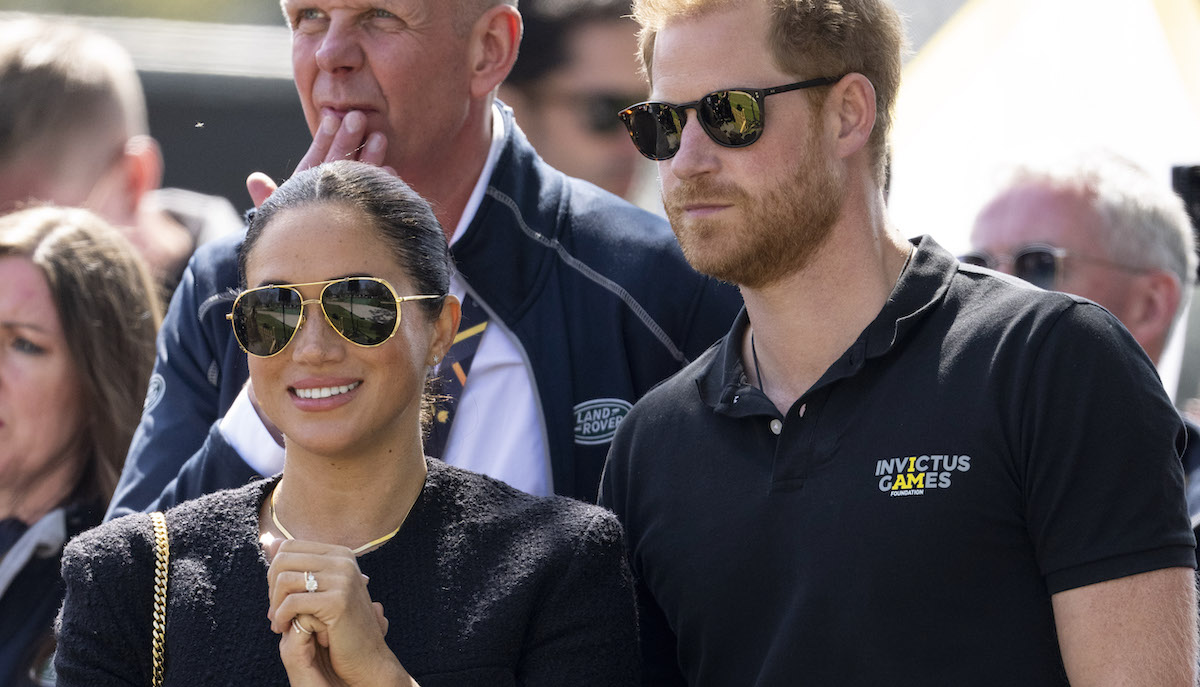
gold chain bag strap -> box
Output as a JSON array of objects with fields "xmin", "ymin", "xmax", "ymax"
[{"xmin": 150, "ymin": 512, "xmax": 169, "ymax": 687}]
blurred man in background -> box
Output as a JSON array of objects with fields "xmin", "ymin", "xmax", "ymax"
[
  {"xmin": 968, "ymin": 151, "xmax": 1200, "ymax": 547},
  {"xmin": 968, "ymin": 153, "xmax": 1194, "ymax": 366},
  {"xmin": 498, "ymin": 0, "xmax": 651, "ymax": 202},
  {"xmin": 0, "ymin": 17, "xmax": 241, "ymax": 298}
]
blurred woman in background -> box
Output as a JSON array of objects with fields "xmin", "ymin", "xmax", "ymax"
[{"xmin": 0, "ymin": 207, "xmax": 161, "ymax": 686}]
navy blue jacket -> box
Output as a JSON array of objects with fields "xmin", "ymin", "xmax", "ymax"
[
  {"xmin": 1, "ymin": 502, "xmax": 102, "ymax": 687},
  {"xmin": 108, "ymin": 105, "xmax": 741, "ymax": 517}
]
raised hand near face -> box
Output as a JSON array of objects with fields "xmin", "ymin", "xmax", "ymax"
[{"xmin": 247, "ymin": 110, "xmax": 395, "ymax": 209}]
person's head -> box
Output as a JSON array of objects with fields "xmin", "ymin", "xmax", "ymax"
[
  {"xmin": 969, "ymin": 153, "xmax": 1197, "ymax": 363},
  {"xmin": 498, "ymin": 0, "xmax": 648, "ymax": 198},
  {"xmin": 235, "ymin": 160, "xmax": 459, "ymax": 457},
  {"xmin": 0, "ymin": 17, "xmax": 163, "ymax": 229},
  {"xmin": 630, "ymin": 0, "xmax": 903, "ymax": 188},
  {"xmin": 621, "ymin": 0, "xmax": 905, "ymax": 288},
  {"xmin": 281, "ymin": 0, "xmax": 521, "ymax": 190},
  {"xmin": 0, "ymin": 207, "xmax": 161, "ymax": 523}
]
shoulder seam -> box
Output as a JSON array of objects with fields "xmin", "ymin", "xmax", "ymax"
[
  {"xmin": 485, "ymin": 186, "xmax": 688, "ymax": 364},
  {"xmin": 197, "ymin": 289, "xmax": 237, "ymax": 323}
]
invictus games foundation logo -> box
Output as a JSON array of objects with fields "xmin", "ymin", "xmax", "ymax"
[
  {"xmin": 574, "ymin": 398, "xmax": 633, "ymax": 445},
  {"xmin": 875, "ymin": 454, "xmax": 971, "ymax": 497}
]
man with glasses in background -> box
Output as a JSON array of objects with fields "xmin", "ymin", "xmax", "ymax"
[
  {"xmin": 107, "ymin": 0, "xmax": 740, "ymax": 519},
  {"xmin": 498, "ymin": 0, "xmax": 652, "ymax": 205},
  {"xmin": 967, "ymin": 152, "xmax": 1200, "ymax": 552},
  {"xmin": 598, "ymin": 0, "xmax": 1197, "ymax": 684}
]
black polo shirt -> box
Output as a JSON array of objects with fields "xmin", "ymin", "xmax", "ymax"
[{"xmin": 600, "ymin": 236, "xmax": 1195, "ymax": 687}]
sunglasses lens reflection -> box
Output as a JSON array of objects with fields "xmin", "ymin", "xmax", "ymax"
[
  {"xmin": 234, "ymin": 287, "xmax": 304, "ymax": 357},
  {"xmin": 621, "ymin": 103, "xmax": 685, "ymax": 160},
  {"xmin": 322, "ymin": 279, "xmax": 398, "ymax": 346},
  {"xmin": 700, "ymin": 90, "xmax": 763, "ymax": 147}
]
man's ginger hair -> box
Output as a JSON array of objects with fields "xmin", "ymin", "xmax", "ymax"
[{"xmin": 632, "ymin": 0, "xmax": 905, "ymax": 186}]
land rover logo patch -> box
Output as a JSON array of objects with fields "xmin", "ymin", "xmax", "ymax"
[{"xmin": 574, "ymin": 398, "xmax": 632, "ymax": 445}]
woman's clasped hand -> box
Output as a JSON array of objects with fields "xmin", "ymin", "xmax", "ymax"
[{"xmin": 266, "ymin": 538, "xmax": 407, "ymax": 686}]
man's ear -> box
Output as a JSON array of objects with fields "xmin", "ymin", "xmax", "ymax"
[
  {"xmin": 122, "ymin": 135, "xmax": 164, "ymax": 207},
  {"xmin": 467, "ymin": 5, "xmax": 522, "ymax": 99},
  {"xmin": 88, "ymin": 134, "xmax": 162, "ymax": 226},
  {"xmin": 826, "ymin": 72, "xmax": 876, "ymax": 160},
  {"xmin": 1123, "ymin": 269, "xmax": 1183, "ymax": 361}
]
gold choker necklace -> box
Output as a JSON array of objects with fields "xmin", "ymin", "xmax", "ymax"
[{"xmin": 269, "ymin": 483, "xmax": 410, "ymax": 555}]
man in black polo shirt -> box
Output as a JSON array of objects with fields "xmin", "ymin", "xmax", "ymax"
[{"xmin": 599, "ymin": 0, "xmax": 1198, "ymax": 684}]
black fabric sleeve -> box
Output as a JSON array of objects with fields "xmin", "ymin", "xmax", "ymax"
[
  {"xmin": 1019, "ymin": 302, "xmax": 1196, "ymax": 594},
  {"xmin": 599, "ymin": 420, "xmax": 688, "ymax": 687},
  {"xmin": 629, "ymin": 575, "xmax": 687, "ymax": 687},
  {"xmin": 54, "ymin": 515, "xmax": 157, "ymax": 686},
  {"xmin": 515, "ymin": 509, "xmax": 639, "ymax": 686}
]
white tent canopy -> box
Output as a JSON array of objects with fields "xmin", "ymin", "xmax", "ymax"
[
  {"xmin": 889, "ymin": 0, "xmax": 1200, "ymax": 255},
  {"xmin": 887, "ymin": 0, "xmax": 1200, "ymax": 396}
]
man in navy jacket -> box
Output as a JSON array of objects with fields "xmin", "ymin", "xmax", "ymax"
[{"xmin": 107, "ymin": 0, "xmax": 739, "ymax": 518}]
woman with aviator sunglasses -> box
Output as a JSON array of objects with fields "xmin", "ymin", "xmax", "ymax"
[{"xmin": 55, "ymin": 161, "xmax": 639, "ymax": 686}]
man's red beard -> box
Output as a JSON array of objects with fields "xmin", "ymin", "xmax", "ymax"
[{"xmin": 663, "ymin": 140, "xmax": 844, "ymax": 289}]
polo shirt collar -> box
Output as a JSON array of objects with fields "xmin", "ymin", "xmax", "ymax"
[{"xmin": 699, "ymin": 235, "xmax": 956, "ymax": 415}]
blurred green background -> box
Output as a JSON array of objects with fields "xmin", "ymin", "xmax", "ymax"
[{"xmin": 0, "ymin": 0, "xmax": 283, "ymax": 24}]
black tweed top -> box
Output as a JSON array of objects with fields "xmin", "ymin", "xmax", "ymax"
[{"xmin": 55, "ymin": 459, "xmax": 639, "ymax": 686}]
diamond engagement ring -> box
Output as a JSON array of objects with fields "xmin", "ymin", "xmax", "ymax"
[{"xmin": 305, "ymin": 571, "xmax": 318, "ymax": 593}]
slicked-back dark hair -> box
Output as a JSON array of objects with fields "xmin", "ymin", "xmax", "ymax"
[{"xmin": 239, "ymin": 160, "xmax": 453, "ymax": 321}]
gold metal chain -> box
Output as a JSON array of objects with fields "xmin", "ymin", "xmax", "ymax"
[{"xmin": 150, "ymin": 511, "xmax": 169, "ymax": 687}]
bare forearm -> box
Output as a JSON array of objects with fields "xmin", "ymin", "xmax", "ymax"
[{"xmin": 1053, "ymin": 567, "xmax": 1198, "ymax": 686}]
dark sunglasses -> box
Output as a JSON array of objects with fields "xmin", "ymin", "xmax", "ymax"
[
  {"xmin": 534, "ymin": 90, "xmax": 648, "ymax": 135},
  {"xmin": 617, "ymin": 75, "xmax": 844, "ymax": 160},
  {"xmin": 958, "ymin": 243, "xmax": 1144, "ymax": 291},
  {"xmin": 227, "ymin": 277, "xmax": 441, "ymax": 358},
  {"xmin": 579, "ymin": 93, "xmax": 651, "ymax": 135}
]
